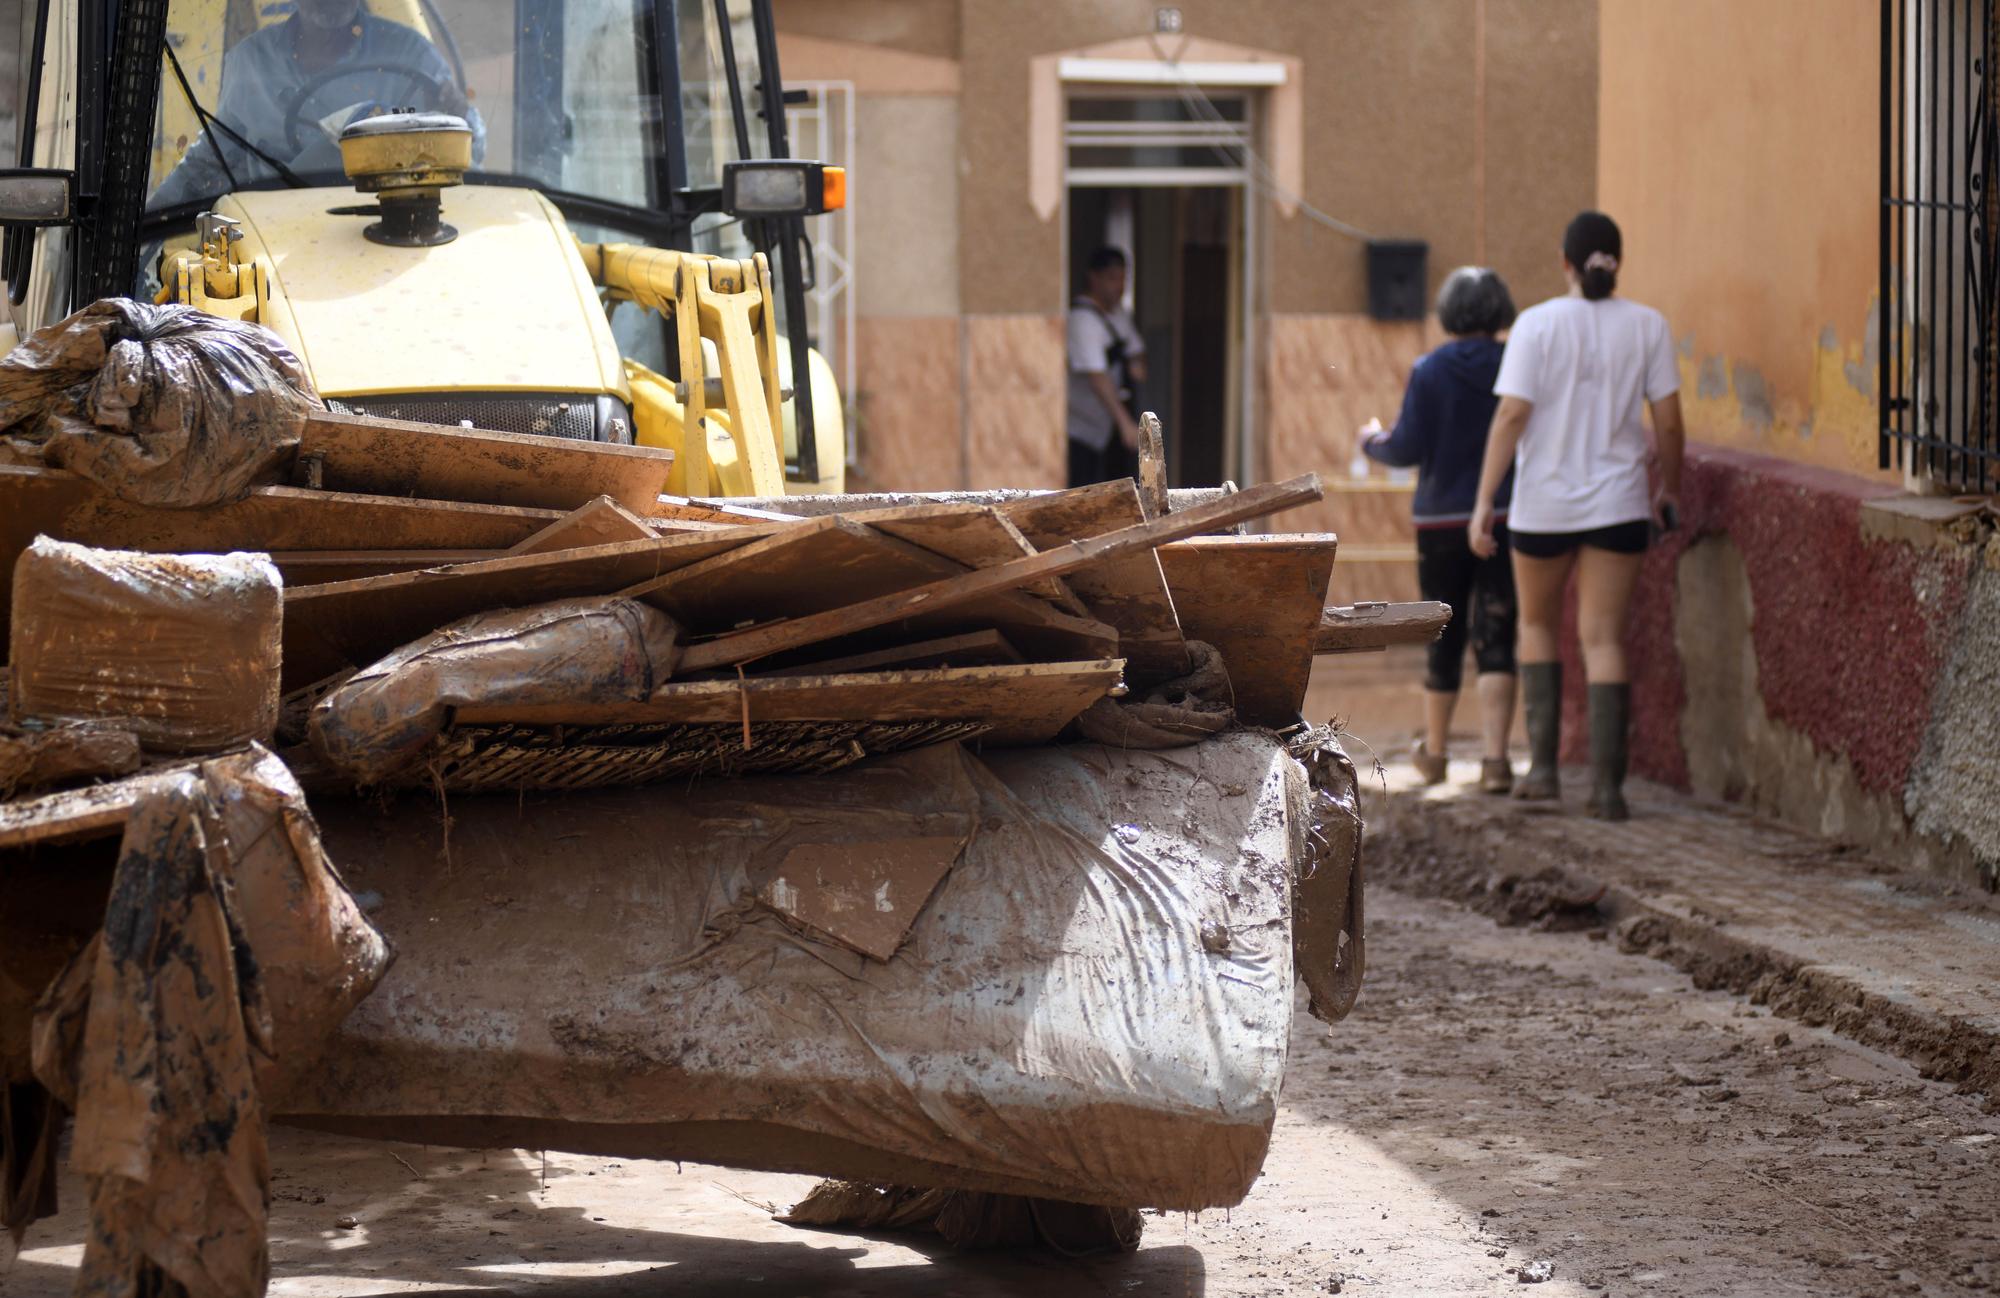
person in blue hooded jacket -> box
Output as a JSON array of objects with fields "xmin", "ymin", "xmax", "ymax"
[{"xmin": 1361, "ymin": 266, "xmax": 1519, "ymax": 793}]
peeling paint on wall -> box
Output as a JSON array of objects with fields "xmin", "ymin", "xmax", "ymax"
[
  {"xmin": 1671, "ymin": 302, "xmax": 1887, "ymax": 480},
  {"xmin": 1696, "ymin": 355, "xmax": 1727, "ymax": 400},
  {"xmin": 1730, "ymin": 361, "xmax": 1775, "ymax": 431}
]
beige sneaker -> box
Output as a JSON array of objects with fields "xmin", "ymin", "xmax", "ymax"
[
  {"xmin": 1412, "ymin": 739, "xmax": 1449, "ymax": 785},
  {"xmin": 1479, "ymin": 758, "xmax": 1514, "ymax": 795}
]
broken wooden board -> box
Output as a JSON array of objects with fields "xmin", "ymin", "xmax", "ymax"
[
  {"xmin": 757, "ymin": 836, "xmax": 965, "ymax": 962},
  {"xmin": 505, "ymin": 496, "xmax": 657, "ymax": 556},
  {"xmin": 279, "ymin": 527, "xmax": 770, "ymax": 689},
  {"xmin": 841, "ymin": 502, "xmax": 1088, "ymax": 614},
  {"xmin": 673, "ymin": 476, "xmax": 1318, "ymax": 673},
  {"xmin": 766, "ymin": 631, "xmax": 1023, "ymax": 677},
  {"xmin": 0, "ymin": 465, "xmax": 562, "ymax": 641},
  {"xmin": 1000, "ymin": 478, "xmax": 1189, "ymax": 680},
  {"xmin": 621, "ymin": 515, "xmax": 1118, "ymax": 664},
  {"xmin": 297, "ymin": 410, "xmax": 675, "ymax": 512},
  {"xmin": 1156, "ymin": 533, "xmax": 1340, "ymax": 728},
  {"xmin": 454, "ymin": 660, "xmax": 1125, "ymax": 746},
  {"xmin": 1315, "ymin": 601, "xmax": 1452, "ymax": 654}
]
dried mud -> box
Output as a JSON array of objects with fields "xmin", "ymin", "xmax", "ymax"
[
  {"xmin": 1370, "ymin": 805, "xmax": 2000, "ymax": 1113},
  {"xmin": 12, "ymin": 886, "xmax": 2000, "ymax": 1296}
]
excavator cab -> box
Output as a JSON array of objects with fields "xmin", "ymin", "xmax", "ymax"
[{"xmin": 0, "ymin": 0, "xmax": 846, "ymax": 495}]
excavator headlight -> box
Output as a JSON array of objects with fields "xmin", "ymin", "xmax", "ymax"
[
  {"xmin": 0, "ymin": 168, "xmax": 75, "ymax": 226},
  {"xmin": 721, "ymin": 161, "xmax": 845, "ymax": 217}
]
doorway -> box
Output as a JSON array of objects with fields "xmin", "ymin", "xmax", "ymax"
[
  {"xmin": 1067, "ymin": 186, "xmax": 1241, "ymax": 488},
  {"xmin": 1064, "ymin": 89, "xmax": 1253, "ymax": 489}
]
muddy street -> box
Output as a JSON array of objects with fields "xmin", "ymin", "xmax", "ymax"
[{"xmin": 7, "ymin": 883, "xmax": 1993, "ymax": 1298}]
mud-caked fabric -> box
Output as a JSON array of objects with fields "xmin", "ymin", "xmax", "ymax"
[{"xmin": 1415, "ymin": 524, "xmax": 1518, "ymax": 692}]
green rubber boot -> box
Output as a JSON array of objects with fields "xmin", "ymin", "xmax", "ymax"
[
  {"xmin": 1586, "ymin": 682, "xmax": 1631, "ymax": 821},
  {"xmin": 1514, "ymin": 662, "xmax": 1561, "ymax": 801}
]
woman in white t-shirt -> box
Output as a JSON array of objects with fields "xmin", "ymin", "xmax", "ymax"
[{"xmin": 1466, "ymin": 212, "xmax": 1686, "ymax": 820}]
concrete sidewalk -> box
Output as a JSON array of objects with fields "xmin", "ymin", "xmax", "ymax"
[{"xmin": 1363, "ymin": 761, "xmax": 2000, "ymax": 1108}]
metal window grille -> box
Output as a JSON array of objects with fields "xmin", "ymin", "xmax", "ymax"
[{"xmin": 1881, "ymin": 0, "xmax": 2000, "ymax": 493}]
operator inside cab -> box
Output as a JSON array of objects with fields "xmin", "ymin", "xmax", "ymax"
[{"xmin": 151, "ymin": 0, "xmax": 485, "ymax": 208}]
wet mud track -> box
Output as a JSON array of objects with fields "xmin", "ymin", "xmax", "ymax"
[{"xmin": 10, "ymin": 886, "xmax": 1998, "ymax": 1296}]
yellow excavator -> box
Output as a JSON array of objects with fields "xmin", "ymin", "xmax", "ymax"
[
  {"xmin": 0, "ymin": 3, "xmax": 1387, "ymax": 1277},
  {"xmin": 0, "ymin": 0, "xmax": 845, "ymax": 497}
]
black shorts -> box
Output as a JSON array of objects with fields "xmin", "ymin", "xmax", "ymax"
[{"xmin": 1509, "ymin": 519, "xmax": 1651, "ymax": 559}]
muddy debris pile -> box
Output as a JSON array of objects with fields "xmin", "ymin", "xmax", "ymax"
[{"xmin": 0, "ymin": 302, "xmax": 1434, "ymax": 1296}]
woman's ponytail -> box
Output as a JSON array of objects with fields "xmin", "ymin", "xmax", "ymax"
[{"xmin": 1563, "ymin": 211, "xmax": 1622, "ymax": 301}]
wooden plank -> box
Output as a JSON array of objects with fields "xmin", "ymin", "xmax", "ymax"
[
  {"xmin": 0, "ymin": 465, "xmax": 559, "ymax": 552},
  {"xmin": 1001, "ymin": 477, "xmax": 1189, "ymax": 680},
  {"xmin": 995, "ymin": 479, "xmax": 1134, "ymax": 541},
  {"xmin": 646, "ymin": 493, "xmax": 804, "ymax": 525},
  {"xmin": 297, "ymin": 410, "xmax": 674, "ymax": 512},
  {"xmin": 269, "ymin": 550, "xmax": 504, "ymax": 585},
  {"xmin": 766, "ymin": 631, "xmax": 1023, "ymax": 677},
  {"xmin": 455, "ymin": 660, "xmax": 1125, "ymax": 746},
  {"xmin": 620, "ymin": 516, "xmax": 1120, "ymax": 663},
  {"xmin": 675, "ymin": 475, "xmax": 1322, "ymax": 673},
  {"xmin": 1314, "ymin": 600, "xmax": 1452, "ymax": 654},
  {"xmin": 279, "ymin": 526, "xmax": 772, "ymax": 689},
  {"xmin": 505, "ymin": 496, "xmax": 657, "ymax": 556},
  {"xmin": 0, "ymin": 764, "xmax": 199, "ymax": 852},
  {"xmin": 816, "ymin": 502, "xmax": 1088, "ymax": 615},
  {"xmin": 1157, "ymin": 533, "xmax": 1340, "ymax": 728},
  {"xmin": 0, "ymin": 465, "xmax": 561, "ymax": 642}
]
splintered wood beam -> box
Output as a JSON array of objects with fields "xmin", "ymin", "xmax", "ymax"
[
  {"xmin": 675, "ymin": 474, "xmax": 1323, "ymax": 673},
  {"xmin": 1137, "ymin": 412, "xmax": 1169, "ymax": 520},
  {"xmin": 1313, "ymin": 600, "xmax": 1453, "ymax": 654}
]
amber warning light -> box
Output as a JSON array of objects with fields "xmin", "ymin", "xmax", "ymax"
[{"xmin": 721, "ymin": 160, "xmax": 846, "ymax": 218}]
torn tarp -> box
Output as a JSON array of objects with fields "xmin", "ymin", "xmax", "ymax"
[
  {"xmin": 17, "ymin": 747, "xmax": 389, "ymax": 1297},
  {"xmin": 293, "ymin": 731, "xmax": 1304, "ymax": 1211},
  {"xmin": 0, "ymin": 299, "xmax": 316, "ymax": 509}
]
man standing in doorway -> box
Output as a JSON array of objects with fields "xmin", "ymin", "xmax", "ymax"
[{"xmin": 1066, "ymin": 246, "xmax": 1149, "ymax": 485}]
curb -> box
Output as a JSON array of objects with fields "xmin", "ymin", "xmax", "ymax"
[{"xmin": 1363, "ymin": 782, "xmax": 2000, "ymax": 1111}]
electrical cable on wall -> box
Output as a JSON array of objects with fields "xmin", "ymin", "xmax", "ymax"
[{"xmin": 1146, "ymin": 31, "xmax": 1377, "ymax": 242}]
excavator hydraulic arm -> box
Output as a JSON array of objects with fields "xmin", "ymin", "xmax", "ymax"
[
  {"xmin": 157, "ymin": 213, "xmax": 266, "ymax": 322},
  {"xmin": 578, "ymin": 241, "xmax": 788, "ymax": 498}
]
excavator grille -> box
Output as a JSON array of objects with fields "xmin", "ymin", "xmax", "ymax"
[{"xmin": 327, "ymin": 392, "xmax": 630, "ymax": 443}]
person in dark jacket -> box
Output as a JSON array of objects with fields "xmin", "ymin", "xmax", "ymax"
[{"xmin": 1362, "ymin": 266, "xmax": 1519, "ymax": 793}]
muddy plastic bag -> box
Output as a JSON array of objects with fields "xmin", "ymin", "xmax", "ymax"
[
  {"xmin": 1072, "ymin": 638, "xmax": 1234, "ymax": 748},
  {"xmin": 9, "ymin": 538, "xmax": 282, "ymax": 753},
  {"xmin": 25, "ymin": 747, "xmax": 389, "ymax": 1297},
  {"xmin": 309, "ymin": 597, "xmax": 683, "ymax": 786},
  {"xmin": 0, "ymin": 298, "xmax": 316, "ymax": 508}
]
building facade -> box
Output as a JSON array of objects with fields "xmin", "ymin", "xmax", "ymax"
[
  {"xmin": 1582, "ymin": 0, "xmax": 2000, "ymax": 886},
  {"xmin": 773, "ymin": 0, "xmax": 1597, "ymax": 599}
]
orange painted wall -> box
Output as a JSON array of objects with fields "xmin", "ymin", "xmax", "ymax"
[{"xmin": 1598, "ymin": 0, "xmax": 1887, "ymax": 480}]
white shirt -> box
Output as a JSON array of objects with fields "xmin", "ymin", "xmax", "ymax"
[
  {"xmin": 1065, "ymin": 297, "xmax": 1145, "ymax": 451},
  {"xmin": 1493, "ymin": 295, "xmax": 1680, "ymax": 533}
]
